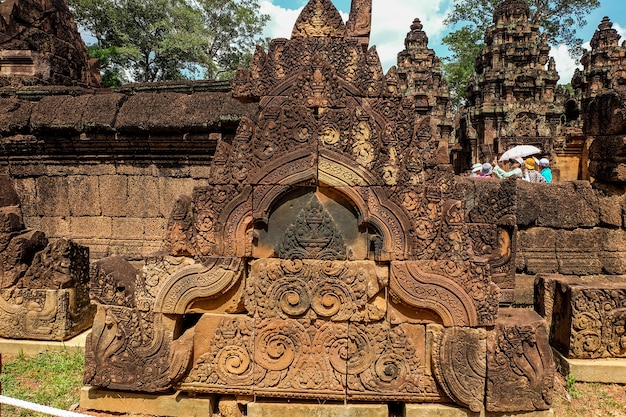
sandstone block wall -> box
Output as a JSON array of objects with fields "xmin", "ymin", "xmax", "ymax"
[{"xmin": 0, "ymin": 82, "xmax": 258, "ymax": 259}]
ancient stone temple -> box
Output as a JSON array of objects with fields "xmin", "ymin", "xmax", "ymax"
[
  {"xmin": 453, "ymin": 0, "xmax": 561, "ymax": 173},
  {"xmin": 0, "ymin": 175, "xmax": 93, "ymax": 340},
  {"xmin": 83, "ymin": 0, "xmax": 554, "ymax": 415},
  {"xmin": 0, "ymin": 0, "xmax": 101, "ymax": 87},
  {"xmin": 396, "ymin": 18, "xmax": 454, "ymax": 151},
  {"xmin": 574, "ymin": 16, "xmax": 626, "ymax": 183}
]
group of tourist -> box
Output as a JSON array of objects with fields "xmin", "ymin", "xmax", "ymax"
[{"xmin": 470, "ymin": 157, "xmax": 552, "ymax": 183}]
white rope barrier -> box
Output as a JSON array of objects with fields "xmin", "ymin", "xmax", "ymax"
[{"xmin": 0, "ymin": 395, "xmax": 92, "ymax": 417}]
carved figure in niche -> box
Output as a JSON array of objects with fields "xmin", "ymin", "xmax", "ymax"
[
  {"xmin": 275, "ymin": 194, "xmax": 347, "ymax": 260},
  {"xmin": 165, "ymin": 195, "xmax": 195, "ymax": 257},
  {"xmin": 352, "ymin": 120, "xmax": 376, "ymax": 168},
  {"xmin": 514, "ymin": 113, "xmax": 537, "ymax": 137}
]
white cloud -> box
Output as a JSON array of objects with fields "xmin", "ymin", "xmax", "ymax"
[
  {"xmin": 614, "ymin": 22, "xmax": 626, "ymax": 39},
  {"xmin": 259, "ymin": 0, "xmax": 450, "ymax": 73},
  {"xmin": 551, "ymin": 20, "xmax": 626, "ymax": 85},
  {"xmin": 370, "ymin": 0, "xmax": 451, "ymax": 70},
  {"xmin": 259, "ymin": 1, "xmax": 304, "ymax": 40},
  {"xmin": 549, "ymin": 44, "xmax": 582, "ymax": 85}
]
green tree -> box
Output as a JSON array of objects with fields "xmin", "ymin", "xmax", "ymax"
[
  {"xmin": 441, "ymin": 27, "xmax": 483, "ymax": 109},
  {"xmin": 69, "ymin": 0, "xmax": 268, "ymax": 85},
  {"xmin": 442, "ymin": 0, "xmax": 600, "ymax": 106}
]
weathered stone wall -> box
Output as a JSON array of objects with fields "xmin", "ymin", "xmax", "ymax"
[
  {"xmin": 516, "ymin": 179, "xmax": 626, "ymax": 275},
  {"xmin": 0, "ymin": 81, "xmax": 258, "ymax": 259}
]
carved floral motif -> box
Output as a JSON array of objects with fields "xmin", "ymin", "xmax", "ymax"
[
  {"xmin": 181, "ymin": 316, "xmax": 444, "ymax": 402},
  {"xmin": 553, "ymin": 284, "xmax": 626, "ymax": 359},
  {"xmin": 245, "ymin": 259, "xmax": 385, "ymax": 322}
]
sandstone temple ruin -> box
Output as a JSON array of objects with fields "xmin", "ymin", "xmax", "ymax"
[{"xmin": 0, "ymin": 0, "xmax": 625, "ymax": 416}]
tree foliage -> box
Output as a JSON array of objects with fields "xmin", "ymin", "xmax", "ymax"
[
  {"xmin": 69, "ymin": 0, "xmax": 269, "ymax": 85},
  {"xmin": 441, "ymin": 26, "xmax": 483, "ymax": 109},
  {"xmin": 442, "ymin": 0, "xmax": 600, "ymax": 106}
]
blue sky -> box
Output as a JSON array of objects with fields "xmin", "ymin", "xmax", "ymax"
[{"xmin": 259, "ymin": 0, "xmax": 625, "ymax": 83}]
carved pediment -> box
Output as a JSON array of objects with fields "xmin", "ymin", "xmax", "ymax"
[{"xmin": 292, "ymin": 0, "xmax": 346, "ymax": 39}]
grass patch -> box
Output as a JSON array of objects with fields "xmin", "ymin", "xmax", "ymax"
[{"xmin": 0, "ymin": 349, "xmax": 84, "ymax": 417}]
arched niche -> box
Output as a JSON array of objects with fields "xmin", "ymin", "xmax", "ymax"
[{"xmin": 253, "ymin": 186, "xmax": 371, "ymax": 260}]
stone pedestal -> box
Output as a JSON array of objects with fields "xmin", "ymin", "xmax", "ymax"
[
  {"xmin": 552, "ymin": 349, "xmax": 626, "ymax": 384},
  {"xmin": 79, "ymin": 387, "xmax": 214, "ymax": 417},
  {"xmin": 247, "ymin": 402, "xmax": 388, "ymax": 417}
]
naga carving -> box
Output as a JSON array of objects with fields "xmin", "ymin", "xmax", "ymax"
[{"xmin": 486, "ymin": 309, "xmax": 554, "ymax": 412}]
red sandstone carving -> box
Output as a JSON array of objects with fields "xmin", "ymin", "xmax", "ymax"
[
  {"xmin": 80, "ymin": 0, "xmax": 558, "ymax": 413},
  {"xmin": 0, "ymin": 175, "xmax": 93, "ymax": 340},
  {"xmin": 486, "ymin": 309, "xmax": 554, "ymax": 412},
  {"xmin": 432, "ymin": 326, "xmax": 486, "ymax": 413}
]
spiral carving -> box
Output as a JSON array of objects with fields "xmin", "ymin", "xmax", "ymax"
[
  {"xmin": 255, "ymin": 321, "xmax": 304, "ymax": 371},
  {"xmin": 374, "ymin": 353, "xmax": 406, "ymax": 384},
  {"xmin": 268, "ymin": 278, "xmax": 311, "ymax": 317},
  {"xmin": 572, "ymin": 330, "xmax": 602, "ymax": 356},
  {"xmin": 311, "ymin": 280, "xmax": 353, "ymax": 319},
  {"xmin": 214, "ymin": 345, "xmax": 252, "ymax": 386},
  {"xmin": 345, "ymin": 327, "xmax": 376, "ymax": 375}
]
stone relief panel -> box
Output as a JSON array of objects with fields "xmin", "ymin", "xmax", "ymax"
[
  {"xmin": 486, "ymin": 309, "xmax": 554, "ymax": 413},
  {"xmin": 253, "ymin": 187, "xmax": 369, "ymax": 260},
  {"xmin": 84, "ymin": 305, "xmax": 191, "ymax": 393},
  {"xmin": 177, "ymin": 185, "xmax": 252, "ymax": 258},
  {"xmin": 275, "ymin": 194, "xmax": 348, "ymax": 260},
  {"xmin": 431, "ymin": 325, "xmax": 486, "ymax": 413},
  {"xmin": 551, "ymin": 282, "xmax": 626, "ymax": 359},
  {"xmin": 181, "ymin": 314, "xmax": 256, "ymax": 396},
  {"xmin": 245, "ymin": 259, "xmax": 386, "ymax": 322},
  {"xmin": 181, "ymin": 315, "xmax": 446, "ymax": 402},
  {"xmin": 80, "ymin": 0, "xmax": 561, "ymax": 413},
  {"xmin": 346, "ymin": 322, "xmax": 444, "ymax": 402},
  {"xmin": 389, "ymin": 261, "xmax": 499, "ymax": 327}
]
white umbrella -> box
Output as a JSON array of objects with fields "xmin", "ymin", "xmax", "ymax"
[{"xmin": 498, "ymin": 145, "xmax": 542, "ymax": 161}]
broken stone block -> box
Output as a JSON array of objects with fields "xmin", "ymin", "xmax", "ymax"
[{"xmin": 544, "ymin": 275, "xmax": 626, "ymax": 359}]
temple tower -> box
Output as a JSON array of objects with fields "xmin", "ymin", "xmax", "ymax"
[
  {"xmin": 454, "ymin": 0, "xmax": 561, "ymax": 171},
  {"xmin": 396, "ymin": 18, "xmax": 454, "ymax": 156},
  {"xmin": 573, "ymin": 17, "xmax": 626, "ymax": 113},
  {"xmin": 574, "ymin": 17, "xmax": 626, "ymax": 183}
]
